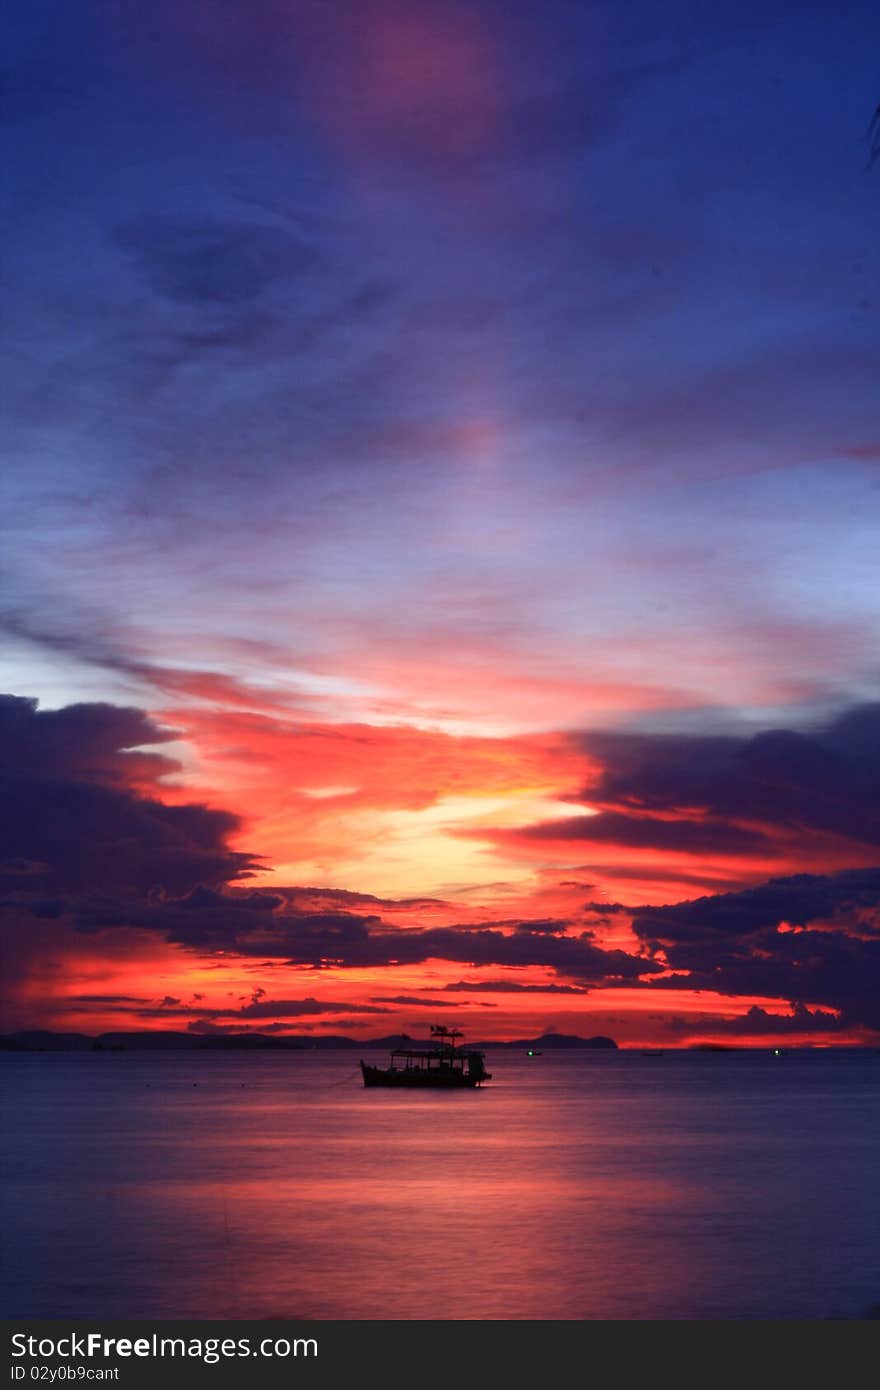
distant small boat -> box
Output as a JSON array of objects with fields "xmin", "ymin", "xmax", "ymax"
[
  {"xmin": 525, "ymin": 1049, "xmax": 542, "ymax": 1057},
  {"xmin": 640, "ymin": 1049, "xmax": 664, "ymax": 1057},
  {"xmin": 360, "ymin": 1026, "xmax": 491, "ymax": 1088}
]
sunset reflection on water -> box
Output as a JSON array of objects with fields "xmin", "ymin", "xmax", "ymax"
[{"xmin": 2, "ymin": 1050, "xmax": 878, "ymax": 1319}]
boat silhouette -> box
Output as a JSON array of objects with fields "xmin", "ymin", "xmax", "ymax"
[{"xmin": 360, "ymin": 1025, "xmax": 491, "ymax": 1088}]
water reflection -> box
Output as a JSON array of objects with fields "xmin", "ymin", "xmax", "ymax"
[{"xmin": 2, "ymin": 1051, "xmax": 878, "ymax": 1318}]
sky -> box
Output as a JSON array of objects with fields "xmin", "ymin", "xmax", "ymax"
[{"xmin": 2, "ymin": 0, "xmax": 879, "ymax": 1046}]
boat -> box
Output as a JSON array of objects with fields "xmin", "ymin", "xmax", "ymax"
[{"xmin": 360, "ymin": 1026, "xmax": 491, "ymax": 1088}]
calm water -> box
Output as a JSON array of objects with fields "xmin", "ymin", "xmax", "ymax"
[{"xmin": 1, "ymin": 1050, "xmax": 878, "ymax": 1319}]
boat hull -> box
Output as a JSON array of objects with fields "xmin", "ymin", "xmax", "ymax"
[{"xmin": 360, "ymin": 1061, "xmax": 489, "ymax": 1088}]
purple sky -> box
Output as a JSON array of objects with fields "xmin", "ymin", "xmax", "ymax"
[{"xmin": 2, "ymin": 1, "xmax": 879, "ymax": 1043}]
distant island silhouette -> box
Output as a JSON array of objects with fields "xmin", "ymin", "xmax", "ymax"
[{"xmin": 0, "ymin": 1029, "xmax": 619, "ymax": 1052}]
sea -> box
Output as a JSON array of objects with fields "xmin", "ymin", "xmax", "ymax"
[{"xmin": 1, "ymin": 1048, "xmax": 878, "ymax": 1320}]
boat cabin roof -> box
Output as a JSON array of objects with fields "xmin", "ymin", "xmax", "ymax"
[{"xmin": 391, "ymin": 1046, "xmax": 483, "ymax": 1060}]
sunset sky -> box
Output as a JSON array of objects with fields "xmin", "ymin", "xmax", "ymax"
[{"xmin": 2, "ymin": 0, "xmax": 879, "ymax": 1045}]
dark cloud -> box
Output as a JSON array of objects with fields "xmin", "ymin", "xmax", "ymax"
[
  {"xmin": 444, "ymin": 980, "xmax": 589, "ymax": 995},
  {"xmin": 518, "ymin": 810, "xmax": 771, "ymax": 856},
  {"xmin": 582, "ymin": 704, "xmax": 880, "ymax": 849},
  {"xmin": 274, "ymin": 886, "xmax": 450, "ymax": 912},
  {"xmin": 628, "ymin": 867, "xmax": 880, "ymax": 1029},
  {"xmin": 502, "ymin": 704, "xmax": 880, "ymax": 867},
  {"xmin": 582, "ymin": 864, "xmax": 740, "ymax": 892},
  {"xmin": 1, "ymin": 778, "xmax": 250, "ymax": 897},
  {"xmin": 72, "ymin": 898, "xmax": 662, "ymax": 983},
  {"xmin": 114, "ymin": 217, "xmax": 316, "ymax": 306},
  {"xmin": 700, "ymin": 1004, "xmax": 844, "ymax": 1037},
  {"xmin": 0, "ymin": 695, "xmax": 254, "ymax": 896},
  {"xmin": 178, "ymin": 886, "xmax": 284, "ymax": 914},
  {"xmin": 660, "ymin": 930, "xmax": 880, "ymax": 1030},
  {"xmin": 0, "ymin": 694, "xmax": 177, "ymax": 786},
  {"xmin": 237, "ymin": 997, "xmax": 391, "ymax": 1019},
  {"xmin": 67, "ymin": 887, "xmax": 664, "ymax": 986},
  {"xmin": 630, "ymin": 868, "xmax": 880, "ymax": 946},
  {"xmin": 510, "ymin": 918, "xmax": 572, "ymax": 935},
  {"xmin": 67, "ymin": 994, "xmax": 149, "ymax": 1006},
  {"xmin": 133, "ymin": 995, "xmax": 392, "ymax": 1021},
  {"xmin": 73, "ymin": 899, "xmax": 383, "ymax": 954},
  {"xmin": 371, "ymin": 995, "xmax": 465, "ymax": 1008}
]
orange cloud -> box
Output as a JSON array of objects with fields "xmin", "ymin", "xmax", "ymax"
[{"xmin": 152, "ymin": 705, "xmax": 595, "ymax": 894}]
